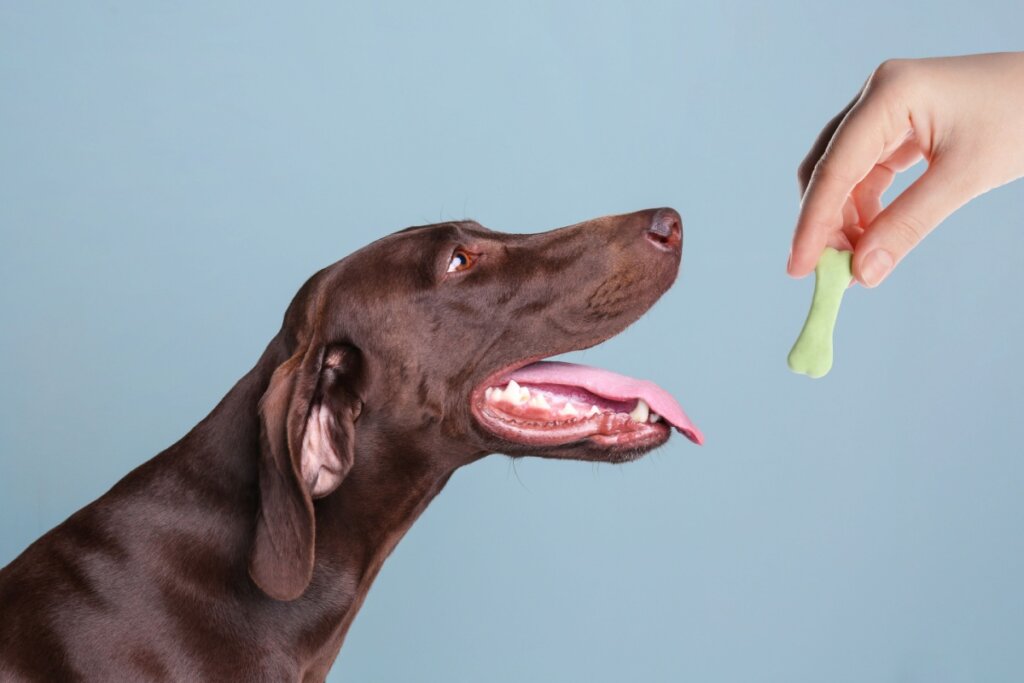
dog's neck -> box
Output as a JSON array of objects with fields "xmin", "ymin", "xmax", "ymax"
[
  {"xmin": 304, "ymin": 446, "xmax": 456, "ymax": 673},
  {"xmin": 171, "ymin": 349, "xmax": 459, "ymax": 676}
]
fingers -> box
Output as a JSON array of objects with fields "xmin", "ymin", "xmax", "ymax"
[
  {"xmin": 797, "ymin": 93, "xmax": 862, "ymax": 195},
  {"xmin": 850, "ymin": 165, "xmax": 894, "ymax": 227},
  {"xmin": 789, "ymin": 98, "xmax": 895, "ymax": 278},
  {"xmin": 852, "ymin": 158, "xmax": 972, "ymax": 287},
  {"xmin": 849, "ymin": 140, "xmax": 920, "ymax": 224}
]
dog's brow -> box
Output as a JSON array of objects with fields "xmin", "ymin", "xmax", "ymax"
[
  {"xmin": 394, "ymin": 220, "xmax": 479, "ymax": 237},
  {"xmin": 409, "ymin": 224, "xmax": 462, "ymax": 249}
]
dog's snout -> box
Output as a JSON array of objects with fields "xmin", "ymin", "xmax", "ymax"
[{"xmin": 645, "ymin": 208, "xmax": 682, "ymax": 252}]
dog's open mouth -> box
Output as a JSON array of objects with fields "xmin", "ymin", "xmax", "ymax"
[{"xmin": 472, "ymin": 360, "xmax": 702, "ymax": 450}]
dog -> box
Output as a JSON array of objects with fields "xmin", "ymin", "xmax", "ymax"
[{"xmin": 0, "ymin": 208, "xmax": 701, "ymax": 681}]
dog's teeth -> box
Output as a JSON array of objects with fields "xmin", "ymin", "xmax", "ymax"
[
  {"xmin": 528, "ymin": 394, "xmax": 550, "ymax": 411},
  {"xmin": 629, "ymin": 399, "xmax": 650, "ymax": 423},
  {"xmin": 559, "ymin": 402, "xmax": 579, "ymax": 417},
  {"xmin": 649, "ymin": 412, "xmax": 662, "ymax": 423},
  {"xmin": 587, "ymin": 405, "xmax": 600, "ymax": 416},
  {"xmin": 503, "ymin": 380, "xmax": 520, "ymax": 403},
  {"xmin": 505, "ymin": 380, "xmax": 529, "ymax": 405},
  {"xmin": 489, "ymin": 387, "xmax": 504, "ymax": 402},
  {"xmin": 485, "ymin": 387, "xmax": 494, "ymax": 400}
]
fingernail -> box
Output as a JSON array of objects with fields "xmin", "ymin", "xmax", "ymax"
[{"xmin": 860, "ymin": 249, "xmax": 894, "ymax": 287}]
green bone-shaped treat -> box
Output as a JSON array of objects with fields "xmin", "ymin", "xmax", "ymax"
[{"xmin": 788, "ymin": 247, "xmax": 852, "ymax": 378}]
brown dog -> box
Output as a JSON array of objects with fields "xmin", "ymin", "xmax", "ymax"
[{"xmin": 0, "ymin": 209, "xmax": 701, "ymax": 681}]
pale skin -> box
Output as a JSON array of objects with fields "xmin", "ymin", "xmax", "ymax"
[{"xmin": 789, "ymin": 52, "xmax": 1024, "ymax": 287}]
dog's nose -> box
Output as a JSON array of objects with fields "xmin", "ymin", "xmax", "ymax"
[{"xmin": 645, "ymin": 208, "xmax": 682, "ymax": 252}]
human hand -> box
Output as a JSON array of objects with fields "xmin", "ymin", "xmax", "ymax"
[{"xmin": 788, "ymin": 52, "xmax": 1024, "ymax": 287}]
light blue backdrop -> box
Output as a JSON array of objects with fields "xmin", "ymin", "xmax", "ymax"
[{"xmin": 2, "ymin": 2, "xmax": 1023, "ymax": 681}]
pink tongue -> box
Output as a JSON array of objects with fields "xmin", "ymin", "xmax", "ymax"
[{"xmin": 506, "ymin": 361, "xmax": 703, "ymax": 445}]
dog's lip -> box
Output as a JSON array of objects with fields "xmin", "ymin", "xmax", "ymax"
[{"xmin": 470, "ymin": 356, "xmax": 703, "ymax": 447}]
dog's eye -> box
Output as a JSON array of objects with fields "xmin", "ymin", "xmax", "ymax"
[{"xmin": 446, "ymin": 249, "xmax": 475, "ymax": 274}]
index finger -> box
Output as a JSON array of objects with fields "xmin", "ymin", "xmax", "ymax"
[
  {"xmin": 797, "ymin": 93, "xmax": 861, "ymax": 195},
  {"xmin": 788, "ymin": 98, "xmax": 891, "ymax": 278}
]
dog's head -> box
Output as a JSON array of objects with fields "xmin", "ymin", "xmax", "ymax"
[{"xmin": 249, "ymin": 208, "xmax": 702, "ymax": 599}]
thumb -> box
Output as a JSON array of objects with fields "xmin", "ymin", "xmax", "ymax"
[{"xmin": 853, "ymin": 160, "xmax": 972, "ymax": 287}]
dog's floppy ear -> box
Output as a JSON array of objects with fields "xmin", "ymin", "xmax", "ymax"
[{"xmin": 249, "ymin": 342, "xmax": 362, "ymax": 601}]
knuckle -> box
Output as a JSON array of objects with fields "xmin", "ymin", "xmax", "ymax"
[
  {"xmin": 868, "ymin": 59, "xmax": 917, "ymax": 102},
  {"xmin": 884, "ymin": 212, "xmax": 928, "ymax": 248},
  {"xmin": 873, "ymin": 58, "xmax": 908, "ymax": 83}
]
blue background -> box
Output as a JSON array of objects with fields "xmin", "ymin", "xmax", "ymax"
[{"xmin": 2, "ymin": 2, "xmax": 1023, "ymax": 681}]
